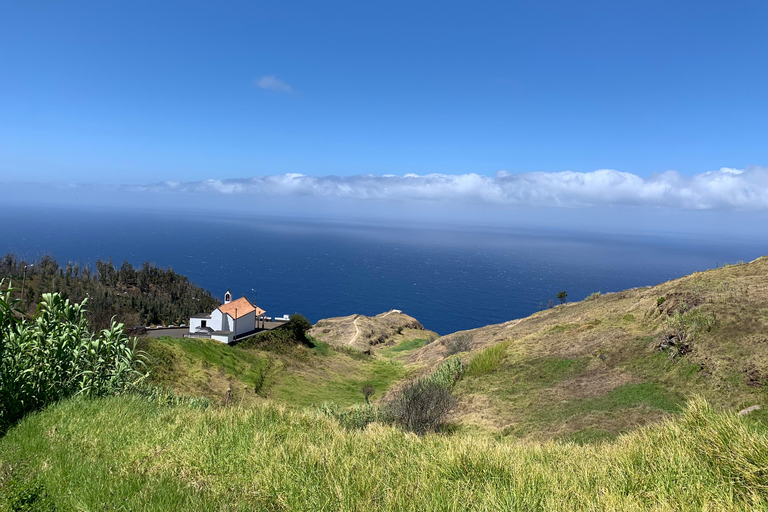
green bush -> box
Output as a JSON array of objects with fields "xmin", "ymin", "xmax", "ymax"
[
  {"xmin": 429, "ymin": 356, "xmax": 465, "ymax": 388},
  {"xmin": 0, "ymin": 282, "xmax": 146, "ymax": 432},
  {"xmin": 317, "ymin": 402, "xmax": 381, "ymax": 430},
  {"xmin": 585, "ymin": 291, "xmax": 601, "ymax": 301},
  {"xmin": 289, "ymin": 313, "xmax": 312, "ymax": 342}
]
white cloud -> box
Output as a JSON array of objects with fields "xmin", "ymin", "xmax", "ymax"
[
  {"xmin": 139, "ymin": 167, "xmax": 768, "ymax": 210},
  {"xmin": 254, "ymin": 75, "xmax": 295, "ymax": 93}
]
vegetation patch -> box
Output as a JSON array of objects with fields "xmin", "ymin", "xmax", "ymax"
[
  {"xmin": 555, "ymin": 381, "xmax": 683, "ymax": 418},
  {"xmin": 0, "ymin": 253, "xmax": 220, "ymax": 329},
  {"xmin": 2, "ymin": 396, "xmax": 767, "ymax": 510},
  {"xmin": 267, "ymin": 358, "xmax": 406, "ymax": 408},
  {"xmin": 386, "ymin": 338, "xmax": 429, "ymax": 353},
  {"xmin": 547, "ymin": 323, "xmax": 580, "ymax": 333},
  {"xmin": 143, "ymin": 337, "xmax": 271, "ymax": 398},
  {"xmin": 557, "ymin": 427, "xmax": 616, "ymax": 445},
  {"xmin": 466, "ymin": 340, "xmax": 511, "ymax": 377},
  {"xmin": 0, "ymin": 284, "xmax": 146, "ymax": 433}
]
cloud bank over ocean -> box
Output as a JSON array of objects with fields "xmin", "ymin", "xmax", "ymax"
[{"xmin": 139, "ymin": 167, "xmax": 768, "ymax": 210}]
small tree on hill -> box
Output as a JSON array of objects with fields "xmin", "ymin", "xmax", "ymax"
[
  {"xmin": 557, "ymin": 291, "xmax": 568, "ymax": 304},
  {"xmin": 289, "ymin": 313, "xmax": 312, "ymax": 342},
  {"xmin": 361, "ymin": 383, "xmax": 375, "ymax": 404}
]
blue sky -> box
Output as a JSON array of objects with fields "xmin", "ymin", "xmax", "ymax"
[{"xmin": 1, "ymin": 0, "xmax": 766, "ymax": 188}]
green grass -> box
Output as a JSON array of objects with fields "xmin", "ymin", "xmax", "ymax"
[
  {"xmin": 460, "ymin": 355, "xmax": 591, "ymax": 401},
  {"xmin": 466, "ymin": 340, "xmax": 510, "ymax": 377},
  {"xmin": 557, "ymin": 427, "xmax": 616, "ymax": 445},
  {"xmin": 143, "ymin": 337, "xmax": 407, "ymax": 409},
  {"xmin": 2, "ymin": 395, "xmax": 767, "ymax": 511},
  {"xmin": 145, "ymin": 337, "xmax": 271, "ymax": 397},
  {"xmin": 556, "ymin": 382, "xmax": 683, "ymax": 417},
  {"xmin": 386, "ymin": 338, "xmax": 429, "ymax": 353},
  {"xmin": 268, "ymin": 358, "xmax": 406, "ymax": 407}
]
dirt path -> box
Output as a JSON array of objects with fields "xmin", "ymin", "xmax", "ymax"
[{"xmin": 348, "ymin": 316, "xmax": 361, "ymax": 345}]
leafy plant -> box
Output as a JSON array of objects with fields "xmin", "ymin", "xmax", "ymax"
[
  {"xmin": 0, "ymin": 281, "xmax": 147, "ymax": 432},
  {"xmin": 557, "ymin": 290, "xmax": 568, "ymax": 304}
]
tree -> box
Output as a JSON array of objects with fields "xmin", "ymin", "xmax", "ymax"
[
  {"xmin": 361, "ymin": 383, "xmax": 375, "ymax": 404},
  {"xmin": 557, "ymin": 290, "xmax": 568, "ymax": 304},
  {"xmin": 289, "ymin": 313, "xmax": 312, "ymax": 342}
]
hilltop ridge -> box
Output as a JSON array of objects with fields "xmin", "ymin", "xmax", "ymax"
[
  {"xmin": 403, "ymin": 256, "xmax": 768, "ymax": 440},
  {"xmin": 309, "ymin": 310, "xmax": 436, "ymax": 351}
]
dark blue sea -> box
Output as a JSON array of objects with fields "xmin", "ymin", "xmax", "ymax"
[{"xmin": 1, "ymin": 207, "xmax": 764, "ymax": 334}]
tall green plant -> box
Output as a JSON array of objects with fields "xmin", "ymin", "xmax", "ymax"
[{"xmin": 0, "ymin": 281, "xmax": 147, "ymax": 432}]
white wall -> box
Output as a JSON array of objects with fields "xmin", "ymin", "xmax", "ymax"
[
  {"xmin": 233, "ymin": 310, "xmax": 256, "ymax": 337},
  {"xmin": 188, "ymin": 317, "xmax": 209, "ymax": 334},
  {"xmin": 211, "ymin": 333, "xmax": 233, "ymax": 344}
]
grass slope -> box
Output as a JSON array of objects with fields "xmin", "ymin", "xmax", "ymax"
[
  {"xmin": 2, "ymin": 395, "xmax": 767, "ymax": 511},
  {"xmin": 410, "ymin": 257, "xmax": 768, "ymax": 440},
  {"xmin": 139, "ymin": 336, "xmax": 408, "ymax": 408}
]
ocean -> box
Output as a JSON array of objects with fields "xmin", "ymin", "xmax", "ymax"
[{"xmin": 1, "ymin": 206, "xmax": 764, "ymax": 334}]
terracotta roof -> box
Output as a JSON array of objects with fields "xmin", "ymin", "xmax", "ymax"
[{"xmin": 218, "ymin": 297, "xmax": 266, "ymax": 319}]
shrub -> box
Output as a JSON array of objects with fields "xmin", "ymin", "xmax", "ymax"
[
  {"xmin": 444, "ymin": 332, "xmax": 473, "ymax": 356},
  {"xmin": 317, "ymin": 402, "xmax": 381, "ymax": 430},
  {"xmin": 382, "ymin": 379, "xmax": 455, "ymax": 434},
  {"xmin": 557, "ymin": 290, "xmax": 568, "ymax": 304},
  {"xmin": 585, "ymin": 292, "xmax": 601, "ymax": 301},
  {"xmin": 382, "ymin": 357, "xmax": 464, "ymax": 434},
  {"xmin": 320, "ymin": 357, "xmax": 465, "ymax": 433},
  {"xmin": 429, "ymin": 356, "xmax": 465, "ymax": 388},
  {"xmin": 657, "ymin": 296, "xmax": 666, "ymax": 307},
  {"xmin": 0, "ymin": 282, "xmax": 147, "ymax": 432},
  {"xmin": 289, "ymin": 313, "xmax": 312, "ymax": 341}
]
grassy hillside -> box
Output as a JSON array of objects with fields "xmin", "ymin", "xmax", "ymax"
[
  {"xmin": 2, "ymin": 395, "xmax": 767, "ymax": 511},
  {"xmin": 135, "ymin": 258, "xmax": 768, "ymax": 441},
  {"xmin": 407, "ymin": 257, "xmax": 768, "ymax": 441},
  {"xmin": 139, "ymin": 336, "xmax": 408, "ymax": 408}
]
